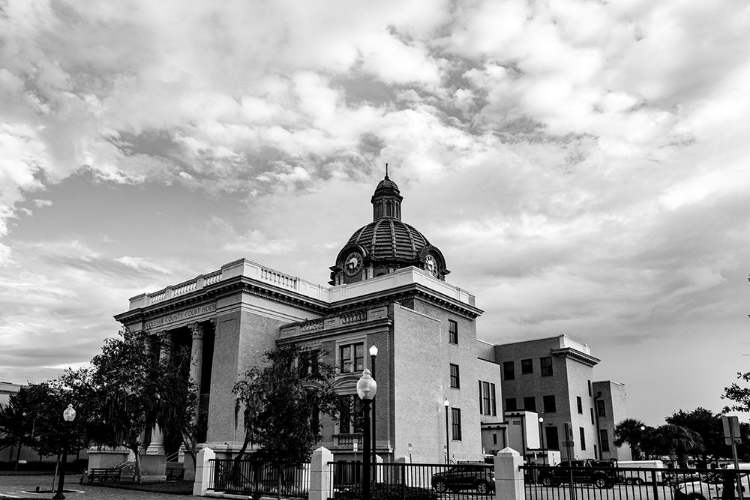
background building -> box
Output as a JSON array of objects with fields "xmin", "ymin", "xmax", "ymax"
[{"xmin": 494, "ymin": 335, "xmax": 630, "ymax": 461}]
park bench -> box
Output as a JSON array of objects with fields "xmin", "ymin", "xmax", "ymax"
[
  {"xmin": 166, "ymin": 463, "xmax": 185, "ymax": 481},
  {"xmin": 88, "ymin": 467, "xmax": 123, "ymax": 482}
]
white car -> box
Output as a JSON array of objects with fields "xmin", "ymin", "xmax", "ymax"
[{"xmin": 674, "ymin": 469, "xmax": 749, "ymax": 500}]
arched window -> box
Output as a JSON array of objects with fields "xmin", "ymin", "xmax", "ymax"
[{"xmin": 386, "ymin": 202, "xmax": 392, "ymax": 217}]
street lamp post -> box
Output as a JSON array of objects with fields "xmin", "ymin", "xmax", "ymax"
[
  {"xmin": 369, "ymin": 345, "xmax": 378, "ymax": 468},
  {"xmin": 444, "ymin": 399, "xmax": 450, "ymax": 464},
  {"xmin": 357, "ymin": 369, "xmax": 377, "ymax": 500},
  {"xmin": 53, "ymin": 404, "xmax": 76, "ymax": 500},
  {"xmin": 539, "ymin": 417, "xmax": 546, "ymax": 465}
]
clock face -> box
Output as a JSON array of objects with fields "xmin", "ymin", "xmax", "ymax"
[
  {"xmin": 425, "ymin": 254, "xmax": 438, "ymax": 277},
  {"xmin": 344, "ymin": 252, "xmax": 363, "ymax": 276}
]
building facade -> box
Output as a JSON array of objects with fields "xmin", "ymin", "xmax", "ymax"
[{"xmin": 494, "ymin": 335, "xmax": 630, "ymax": 461}]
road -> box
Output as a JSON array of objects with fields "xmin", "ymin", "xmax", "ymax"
[{"xmin": 0, "ymin": 475, "xmax": 193, "ymax": 499}]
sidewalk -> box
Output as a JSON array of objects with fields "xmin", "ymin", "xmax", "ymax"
[{"xmin": 0, "ymin": 474, "xmax": 194, "ymax": 499}]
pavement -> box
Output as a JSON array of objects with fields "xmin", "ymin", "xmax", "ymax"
[{"xmin": 0, "ymin": 475, "xmax": 194, "ymax": 499}]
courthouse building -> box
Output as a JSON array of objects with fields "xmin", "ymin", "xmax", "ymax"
[
  {"xmin": 114, "ymin": 173, "xmax": 627, "ymax": 464},
  {"xmin": 115, "ymin": 174, "xmax": 503, "ymax": 464}
]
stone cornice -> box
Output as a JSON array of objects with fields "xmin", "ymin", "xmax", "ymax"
[{"xmin": 551, "ymin": 347, "xmax": 600, "ymax": 367}]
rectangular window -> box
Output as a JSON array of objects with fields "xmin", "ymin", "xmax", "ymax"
[
  {"xmin": 577, "ymin": 396, "xmax": 583, "ymax": 414},
  {"xmin": 480, "ymin": 381, "xmax": 495, "ymax": 416},
  {"xmin": 521, "ymin": 359, "xmax": 533, "ymax": 374},
  {"xmin": 523, "ymin": 396, "xmax": 536, "ymax": 412},
  {"xmin": 448, "ymin": 320, "xmax": 458, "ymax": 344},
  {"xmin": 490, "ymin": 383, "xmax": 497, "ymax": 416},
  {"xmin": 505, "ymin": 398, "xmax": 517, "ymax": 412},
  {"xmin": 545, "ymin": 426, "xmax": 560, "ymax": 450},
  {"xmin": 540, "ymin": 357, "xmax": 553, "ymax": 377},
  {"xmin": 450, "ymin": 364, "xmax": 460, "ymax": 388},
  {"xmin": 339, "ymin": 343, "xmax": 364, "ymax": 373},
  {"xmin": 503, "ymin": 361, "xmax": 515, "ymax": 381},
  {"xmin": 337, "ymin": 395, "xmax": 363, "ymax": 434},
  {"xmin": 580, "ymin": 428, "xmax": 586, "ymax": 450},
  {"xmin": 451, "ymin": 408, "xmax": 462, "ymax": 440},
  {"xmin": 588, "ymin": 380, "xmax": 592, "ymax": 396},
  {"xmin": 597, "ymin": 399, "xmax": 606, "ymax": 417},
  {"xmin": 600, "ymin": 429, "xmax": 610, "ymax": 452},
  {"xmin": 543, "ymin": 395, "xmax": 556, "ymax": 413},
  {"xmin": 478, "ymin": 381, "xmax": 483, "ymax": 414},
  {"xmin": 298, "ymin": 349, "xmax": 320, "ymax": 377},
  {"xmin": 590, "ymin": 408, "xmax": 595, "ymax": 424}
]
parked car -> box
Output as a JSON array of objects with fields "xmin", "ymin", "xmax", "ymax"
[
  {"xmin": 538, "ymin": 459, "xmax": 621, "ymax": 489},
  {"xmin": 431, "ymin": 463, "xmax": 495, "ymax": 494},
  {"xmin": 674, "ymin": 465, "xmax": 750, "ymax": 500}
]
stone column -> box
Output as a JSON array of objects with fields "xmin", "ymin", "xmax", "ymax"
[
  {"xmin": 189, "ymin": 322, "xmax": 205, "ymax": 397},
  {"xmin": 146, "ymin": 331, "xmax": 169, "ymax": 455}
]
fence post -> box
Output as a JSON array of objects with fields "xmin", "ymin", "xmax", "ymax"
[
  {"xmin": 192, "ymin": 447, "xmax": 215, "ymax": 496},
  {"xmin": 396, "ymin": 456, "xmax": 408, "ymax": 500},
  {"xmin": 494, "ymin": 447, "xmax": 524, "ymax": 500},
  {"xmin": 310, "ymin": 447, "xmax": 334, "ymax": 500}
]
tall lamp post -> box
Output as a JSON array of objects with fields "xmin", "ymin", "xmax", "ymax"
[
  {"xmin": 539, "ymin": 417, "xmax": 546, "ymax": 465},
  {"xmin": 444, "ymin": 399, "xmax": 450, "ymax": 464},
  {"xmin": 53, "ymin": 404, "xmax": 76, "ymax": 500},
  {"xmin": 369, "ymin": 345, "xmax": 378, "ymax": 468},
  {"xmin": 357, "ymin": 369, "xmax": 377, "ymax": 500}
]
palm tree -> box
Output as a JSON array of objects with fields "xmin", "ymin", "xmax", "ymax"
[
  {"xmin": 614, "ymin": 418, "xmax": 648, "ymax": 459},
  {"xmin": 652, "ymin": 424, "xmax": 704, "ymax": 467}
]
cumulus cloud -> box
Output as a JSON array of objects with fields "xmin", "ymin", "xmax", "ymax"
[{"xmin": 0, "ymin": 0, "xmax": 749, "ymax": 423}]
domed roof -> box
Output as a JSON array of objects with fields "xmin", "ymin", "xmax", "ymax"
[
  {"xmin": 346, "ymin": 219, "xmax": 430, "ymax": 262},
  {"xmin": 329, "ymin": 169, "xmax": 449, "ymax": 285}
]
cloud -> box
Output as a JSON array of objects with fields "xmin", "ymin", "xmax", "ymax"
[{"xmin": 115, "ymin": 256, "xmax": 172, "ymax": 274}]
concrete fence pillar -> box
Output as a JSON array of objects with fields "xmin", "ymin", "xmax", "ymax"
[
  {"xmin": 494, "ymin": 447, "xmax": 524, "ymax": 500},
  {"xmin": 310, "ymin": 447, "xmax": 334, "ymax": 500},
  {"xmin": 192, "ymin": 447, "xmax": 215, "ymax": 497}
]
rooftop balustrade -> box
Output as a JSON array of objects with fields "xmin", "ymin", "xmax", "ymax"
[{"xmin": 128, "ymin": 258, "xmax": 476, "ymax": 311}]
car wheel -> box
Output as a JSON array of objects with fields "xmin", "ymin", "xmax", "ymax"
[
  {"xmin": 433, "ymin": 480, "xmax": 447, "ymax": 493},
  {"xmin": 541, "ymin": 477, "xmax": 554, "ymax": 487},
  {"xmin": 594, "ymin": 477, "xmax": 607, "ymax": 489},
  {"xmin": 476, "ymin": 481, "xmax": 490, "ymax": 494},
  {"xmin": 686, "ymin": 494, "xmax": 707, "ymax": 500}
]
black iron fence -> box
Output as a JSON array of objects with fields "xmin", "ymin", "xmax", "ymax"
[
  {"xmin": 523, "ymin": 464, "xmax": 748, "ymax": 500},
  {"xmin": 208, "ymin": 458, "xmax": 310, "ymax": 498},
  {"xmin": 329, "ymin": 461, "xmax": 495, "ymax": 500}
]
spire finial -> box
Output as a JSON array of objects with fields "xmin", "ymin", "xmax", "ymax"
[{"xmin": 385, "ymin": 162, "xmax": 389, "ymax": 179}]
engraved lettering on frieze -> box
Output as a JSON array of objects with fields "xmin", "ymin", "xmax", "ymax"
[{"xmin": 146, "ymin": 303, "xmax": 217, "ymax": 330}]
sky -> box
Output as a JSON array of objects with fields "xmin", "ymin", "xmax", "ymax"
[{"xmin": 0, "ymin": 0, "xmax": 749, "ymax": 427}]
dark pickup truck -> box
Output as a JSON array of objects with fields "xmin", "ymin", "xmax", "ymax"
[{"xmin": 538, "ymin": 460, "xmax": 622, "ymax": 489}]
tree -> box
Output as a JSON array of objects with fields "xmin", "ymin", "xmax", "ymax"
[
  {"xmin": 86, "ymin": 329, "xmax": 160, "ymax": 483},
  {"xmin": 614, "ymin": 418, "xmax": 648, "ymax": 459},
  {"xmin": 233, "ymin": 344, "xmax": 341, "ymax": 499},
  {"xmin": 156, "ymin": 341, "xmax": 200, "ymax": 474},
  {"xmin": 650, "ymin": 424, "xmax": 704, "ymax": 467},
  {"xmin": 0, "ymin": 387, "xmax": 37, "ymax": 470},
  {"xmin": 723, "ymin": 372, "xmax": 750, "ymax": 414},
  {"xmin": 666, "ymin": 408, "xmax": 724, "ymax": 466}
]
